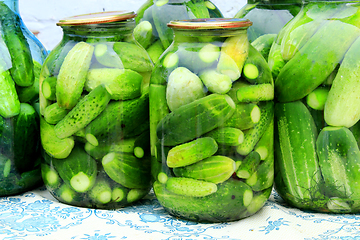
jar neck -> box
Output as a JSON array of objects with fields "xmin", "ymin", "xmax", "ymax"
[
  {"xmin": 172, "ymin": 28, "xmax": 248, "ymax": 43},
  {"xmin": 61, "ymin": 20, "xmax": 136, "ymax": 41},
  {"xmin": 1, "ymin": 0, "xmax": 19, "ymax": 12}
]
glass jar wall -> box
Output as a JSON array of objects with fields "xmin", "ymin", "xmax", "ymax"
[
  {"xmin": 235, "ymin": 0, "xmax": 302, "ymax": 59},
  {"xmin": 150, "ymin": 18, "xmax": 274, "ymax": 222},
  {"xmin": 39, "ymin": 11, "xmax": 153, "ymax": 209},
  {"xmin": 0, "ymin": 0, "xmax": 47, "ymax": 196},
  {"xmin": 135, "ymin": 0, "xmax": 223, "ymax": 63},
  {"xmin": 271, "ymin": 0, "xmax": 360, "ymax": 213}
]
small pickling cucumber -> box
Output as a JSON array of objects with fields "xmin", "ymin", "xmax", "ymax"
[
  {"xmin": 133, "ymin": 20, "xmax": 154, "ymax": 49},
  {"xmin": 85, "ymin": 92, "xmax": 149, "ymax": 141},
  {"xmin": 41, "ymin": 76, "xmax": 57, "ymax": 101},
  {"xmin": 165, "ymin": 177, "xmax": 217, "ymax": 197},
  {"xmin": 157, "ymin": 93, "xmax": 236, "ymax": 146},
  {"xmin": 146, "ymin": 40, "xmax": 165, "ymax": 63},
  {"xmin": 86, "ymin": 68, "xmax": 143, "ymax": 101},
  {"xmin": 40, "ymin": 117, "xmax": 74, "ymax": 159},
  {"xmin": 324, "ymin": 36, "xmax": 360, "ymax": 128},
  {"xmin": 88, "ymin": 177, "xmax": 112, "ymax": 205},
  {"xmin": 166, "ymin": 137, "xmax": 218, "ymax": 168},
  {"xmin": 199, "ymin": 69, "xmax": 232, "ymax": 94},
  {"xmin": 251, "ymin": 33, "xmax": 276, "ymax": 60},
  {"xmin": 52, "ymin": 145, "xmax": 97, "ymax": 193},
  {"xmin": 0, "ymin": 65, "xmax": 20, "ymax": 118},
  {"xmin": 236, "ymin": 151, "xmax": 261, "ymax": 179},
  {"xmin": 43, "ymin": 103, "xmax": 69, "ymax": 125},
  {"xmin": 102, "ymin": 152, "xmax": 151, "ymax": 189},
  {"xmin": 222, "ymin": 103, "xmax": 261, "ymax": 131},
  {"xmin": 204, "ymin": 127, "xmax": 244, "ymax": 146},
  {"xmin": 54, "ymin": 84, "xmax": 111, "ymax": 139},
  {"xmin": 316, "ymin": 126, "xmax": 360, "ymax": 199},
  {"xmin": 166, "ymin": 67, "xmax": 205, "ymax": 111},
  {"xmin": 56, "ymin": 41, "xmax": 94, "ymax": 109},
  {"xmin": 113, "ymin": 42, "xmax": 153, "ymax": 73},
  {"xmin": 235, "ymin": 81, "xmax": 274, "ymax": 103},
  {"xmin": 0, "ymin": 2, "xmax": 34, "ymax": 87},
  {"xmin": 236, "ymin": 101, "xmax": 274, "ymax": 156},
  {"xmin": 94, "ymin": 43, "xmax": 123, "ymax": 69},
  {"xmin": 173, "ymin": 155, "xmax": 236, "ymax": 184}
]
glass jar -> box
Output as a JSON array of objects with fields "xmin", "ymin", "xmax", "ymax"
[
  {"xmin": 134, "ymin": 0, "xmax": 223, "ymax": 63},
  {"xmin": 270, "ymin": 0, "xmax": 360, "ymax": 213},
  {"xmin": 0, "ymin": 0, "xmax": 47, "ymax": 196},
  {"xmin": 150, "ymin": 18, "xmax": 274, "ymax": 222},
  {"xmin": 235, "ymin": 0, "xmax": 303, "ymax": 59},
  {"xmin": 39, "ymin": 11, "xmax": 153, "ymax": 209}
]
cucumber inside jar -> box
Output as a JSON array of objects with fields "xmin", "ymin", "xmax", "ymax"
[
  {"xmin": 150, "ymin": 19, "xmax": 274, "ymax": 222},
  {"xmin": 270, "ymin": 1, "xmax": 360, "ymax": 213},
  {"xmin": 39, "ymin": 12, "xmax": 153, "ymax": 209}
]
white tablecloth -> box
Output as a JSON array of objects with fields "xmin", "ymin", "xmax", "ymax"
[{"xmin": 0, "ymin": 187, "xmax": 359, "ymax": 240}]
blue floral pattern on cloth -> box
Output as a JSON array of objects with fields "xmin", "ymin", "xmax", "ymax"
[{"xmin": 1, "ymin": 188, "xmax": 360, "ymax": 239}]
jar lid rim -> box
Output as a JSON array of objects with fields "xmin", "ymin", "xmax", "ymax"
[
  {"xmin": 167, "ymin": 18, "xmax": 253, "ymax": 29},
  {"xmin": 57, "ymin": 10, "xmax": 136, "ymax": 26}
]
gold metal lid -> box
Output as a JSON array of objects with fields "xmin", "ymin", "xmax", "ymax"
[
  {"xmin": 167, "ymin": 18, "xmax": 253, "ymax": 30},
  {"xmin": 57, "ymin": 10, "xmax": 137, "ymax": 26}
]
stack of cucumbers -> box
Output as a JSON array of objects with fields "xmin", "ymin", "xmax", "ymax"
[
  {"xmin": 134, "ymin": 0, "xmax": 223, "ymax": 63},
  {"xmin": 150, "ymin": 25, "xmax": 274, "ymax": 222},
  {"xmin": 270, "ymin": 1, "xmax": 360, "ymax": 213},
  {"xmin": 0, "ymin": 3, "xmax": 45, "ymax": 195},
  {"xmin": 39, "ymin": 33, "xmax": 153, "ymax": 208}
]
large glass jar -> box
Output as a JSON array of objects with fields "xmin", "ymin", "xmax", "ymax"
[
  {"xmin": 134, "ymin": 0, "xmax": 223, "ymax": 63},
  {"xmin": 39, "ymin": 11, "xmax": 153, "ymax": 209},
  {"xmin": 150, "ymin": 18, "xmax": 274, "ymax": 222},
  {"xmin": 0, "ymin": 0, "xmax": 47, "ymax": 196},
  {"xmin": 235, "ymin": 0, "xmax": 302, "ymax": 59},
  {"xmin": 270, "ymin": 0, "xmax": 360, "ymax": 213}
]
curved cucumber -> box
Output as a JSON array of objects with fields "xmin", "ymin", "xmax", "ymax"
[{"xmin": 324, "ymin": 36, "xmax": 360, "ymax": 128}]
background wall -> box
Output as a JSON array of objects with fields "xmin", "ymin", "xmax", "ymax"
[{"xmin": 19, "ymin": 0, "xmax": 246, "ymax": 51}]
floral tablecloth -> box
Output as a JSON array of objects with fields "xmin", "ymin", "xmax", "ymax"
[{"xmin": 0, "ymin": 187, "xmax": 359, "ymax": 240}]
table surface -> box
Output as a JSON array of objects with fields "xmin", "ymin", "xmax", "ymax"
[{"xmin": 0, "ymin": 187, "xmax": 359, "ymax": 240}]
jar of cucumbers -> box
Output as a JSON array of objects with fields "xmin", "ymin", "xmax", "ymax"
[
  {"xmin": 150, "ymin": 19, "xmax": 274, "ymax": 222},
  {"xmin": 134, "ymin": 0, "xmax": 223, "ymax": 63},
  {"xmin": 39, "ymin": 11, "xmax": 153, "ymax": 208},
  {"xmin": 235, "ymin": 0, "xmax": 303, "ymax": 59},
  {"xmin": 271, "ymin": 0, "xmax": 360, "ymax": 213},
  {"xmin": 0, "ymin": 0, "xmax": 47, "ymax": 196}
]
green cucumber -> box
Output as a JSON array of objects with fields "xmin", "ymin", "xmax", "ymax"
[
  {"xmin": 236, "ymin": 101, "xmax": 274, "ymax": 156},
  {"xmin": 16, "ymin": 60, "xmax": 41, "ymax": 103},
  {"xmin": 0, "ymin": 2, "xmax": 34, "ymax": 87},
  {"xmin": 40, "ymin": 117, "xmax": 74, "ymax": 159},
  {"xmin": 166, "ymin": 67, "xmax": 205, "ymax": 111},
  {"xmin": 86, "ymin": 68, "xmax": 143, "ymax": 101},
  {"xmin": 146, "ymin": 40, "xmax": 165, "ymax": 63},
  {"xmin": 236, "ymin": 151, "xmax": 261, "ymax": 179},
  {"xmin": 324, "ymin": 36, "xmax": 360, "ymax": 128},
  {"xmin": 254, "ymin": 119, "xmax": 274, "ymax": 160},
  {"xmin": 235, "ymin": 82, "xmax": 274, "ymax": 103},
  {"xmin": 275, "ymin": 20, "xmax": 360, "ymax": 102},
  {"xmin": 133, "ymin": 20, "xmax": 155, "ymax": 49},
  {"xmin": 102, "ymin": 152, "xmax": 151, "ymax": 189},
  {"xmin": 246, "ymin": 187, "xmax": 272, "ymax": 215},
  {"xmin": 242, "ymin": 44, "xmax": 273, "ymax": 85},
  {"xmin": 204, "ymin": 127, "xmax": 244, "ymax": 146},
  {"xmin": 154, "ymin": 178, "xmax": 253, "ymax": 222},
  {"xmin": 0, "ymin": 65, "xmax": 20, "ymax": 118},
  {"xmin": 133, "ymin": 130, "xmax": 150, "ymax": 159},
  {"xmin": 274, "ymin": 101, "xmax": 321, "ymax": 200},
  {"xmin": 41, "ymin": 163, "xmax": 61, "ymax": 189},
  {"xmin": 149, "ymin": 84, "xmax": 169, "ymax": 156},
  {"xmin": 127, "ymin": 188, "xmax": 149, "ymax": 203},
  {"xmin": 306, "ymin": 87, "xmax": 329, "ymax": 111},
  {"xmin": 316, "ymin": 126, "xmax": 360, "ymax": 199},
  {"xmin": 165, "ymin": 177, "xmax": 217, "ymax": 197},
  {"xmin": 43, "ymin": 103, "xmax": 69, "ymax": 125},
  {"xmin": 267, "ymin": 42, "xmax": 285, "ymax": 79},
  {"xmin": 85, "ymin": 93, "xmax": 149, "ymax": 141},
  {"xmin": 251, "ymin": 33, "xmax": 277, "ymax": 60},
  {"xmin": 222, "ymin": 103, "xmax": 261, "ymax": 131},
  {"xmin": 113, "ymin": 42, "xmax": 153, "ymax": 73},
  {"xmin": 166, "ymin": 137, "xmax": 218, "ymax": 168},
  {"xmin": 56, "ymin": 41, "xmax": 94, "ymax": 109},
  {"xmin": 54, "ymin": 84, "xmax": 111, "ymax": 139},
  {"xmin": 185, "ymin": 0, "xmax": 210, "ymax": 18},
  {"xmin": 173, "ymin": 155, "xmax": 236, "ymax": 184},
  {"xmin": 94, "ymin": 43, "xmax": 123, "ymax": 69},
  {"xmin": 199, "ymin": 69, "xmax": 232, "ymax": 94},
  {"xmin": 157, "ymin": 93, "xmax": 236, "ymax": 146},
  {"xmin": 88, "ymin": 178, "xmax": 112, "ymax": 205},
  {"xmin": 13, "ymin": 103, "xmax": 39, "ymax": 172},
  {"xmin": 52, "ymin": 145, "xmax": 97, "ymax": 193},
  {"xmin": 85, "ymin": 137, "xmax": 136, "ymax": 160},
  {"xmin": 41, "ymin": 76, "xmax": 57, "ymax": 101},
  {"xmin": 246, "ymin": 152, "xmax": 274, "ymax": 191}
]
